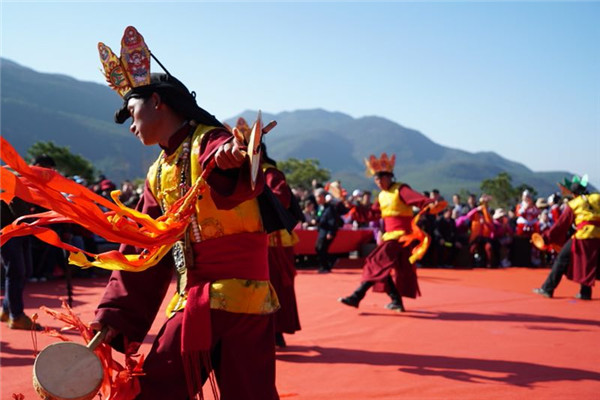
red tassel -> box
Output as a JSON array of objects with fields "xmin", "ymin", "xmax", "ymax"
[
  {"xmin": 183, "ymin": 352, "xmax": 202, "ymax": 400},
  {"xmin": 183, "ymin": 351, "xmax": 220, "ymax": 400}
]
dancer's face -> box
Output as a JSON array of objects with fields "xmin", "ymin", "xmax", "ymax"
[
  {"xmin": 127, "ymin": 94, "xmax": 163, "ymax": 146},
  {"xmin": 374, "ymin": 174, "xmax": 392, "ymax": 190}
]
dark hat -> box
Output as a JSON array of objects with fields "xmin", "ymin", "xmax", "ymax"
[
  {"xmin": 114, "ymin": 73, "xmax": 223, "ymax": 128},
  {"xmin": 32, "ymin": 154, "xmax": 56, "ymax": 168},
  {"xmin": 570, "ymin": 182, "xmax": 588, "ymax": 196},
  {"xmin": 559, "ymin": 174, "xmax": 589, "ymax": 196},
  {"xmin": 374, "ymin": 170, "xmax": 394, "ymax": 178}
]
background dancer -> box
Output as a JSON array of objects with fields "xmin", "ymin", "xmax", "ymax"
[
  {"xmin": 338, "ymin": 153, "xmax": 435, "ymax": 312},
  {"xmin": 260, "ymin": 140, "xmax": 303, "ymax": 348},
  {"xmin": 533, "ymin": 175, "xmax": 599, "ymax": 300}
]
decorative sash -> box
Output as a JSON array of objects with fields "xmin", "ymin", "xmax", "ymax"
[{"xmin": 181, "ymin": 232, "xmax": 268, "ymax": 399}]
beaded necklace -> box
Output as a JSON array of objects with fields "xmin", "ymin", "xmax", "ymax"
[
  {"xmin": 155, "ymin": 133, "xmax": 202, "ymax": 243},
  {"xmin": 154, "ymin": 127, "xmax": 202, "ymax": 294}
]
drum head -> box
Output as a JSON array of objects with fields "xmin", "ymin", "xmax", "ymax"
[{"xmin": 34, "ymin": 342, "xmax": 103, "ymax": 400}]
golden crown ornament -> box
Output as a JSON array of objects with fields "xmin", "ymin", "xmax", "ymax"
[
  {"xmin": 98, "ymin": 26, "xmax": 151, "ymax": 97},
  {"xmin": 364, "ymin": 153, "xmax": 396, "ymax": 176}
]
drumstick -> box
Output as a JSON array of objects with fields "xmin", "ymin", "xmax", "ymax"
[
  {"xmin": 262, "ymin": 120, "xmax": 277, "ymax": 134},
  {"xmin": 88, "ymin": 327, "xmax": 108, "ymax": 350}
]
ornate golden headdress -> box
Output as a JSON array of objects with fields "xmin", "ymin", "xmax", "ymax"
[
  {"xmin": 364, "ymin": 153, "xmax": 396, "ymax": 176},
  {"xmin": 98, "ymin": 26, "xmax": 152, "ymax": 97}
]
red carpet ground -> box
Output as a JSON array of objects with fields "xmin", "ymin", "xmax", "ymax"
[{"xmin": 2, "ymin": 262, "xmax": 599, "ymax": 399}]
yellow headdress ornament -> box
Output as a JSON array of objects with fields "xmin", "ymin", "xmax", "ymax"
[
  {"xmin": 364, "ymin": 153, "xmax": 396, "ymax": 176},
  {"xmin": 98, "ymin": 26, "xmax": 152, "ymax": 97}
]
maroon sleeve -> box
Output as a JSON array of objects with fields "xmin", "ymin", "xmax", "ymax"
[
  {"xmin": 265, "ymin": 167, "xmax": 291, "ymax": 208},
  {"xmin": 543, "ymin": 205, "xmax": 574, "ymax": 246},
  {"xmin": 95, "ymin": 180, "xmax": 174, "ymax": 352},
  {"xmin": 398, "ymin": 184, "xmax": 433, "ymax": 209},
  {"xmin": 201, "ymin": 128, "xmax": 265, "ymax": 210}
]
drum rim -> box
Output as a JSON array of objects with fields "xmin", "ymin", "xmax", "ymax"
[{"xmin": 33, "ymin": 341, "xmax": 104, "ymax": 400}]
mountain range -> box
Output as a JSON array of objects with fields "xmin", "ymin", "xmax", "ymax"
[{"xmin": 1, "ymin": 58, "xmax": 577, "ymax": 197}]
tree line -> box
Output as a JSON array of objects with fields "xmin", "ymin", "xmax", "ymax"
[{"xmin": 28, "ymin": 141, "xmax": 541, "ymax": 209}]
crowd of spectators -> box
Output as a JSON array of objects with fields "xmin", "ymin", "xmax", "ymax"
[
  {"xmin": 73, "ymin": 170, "xmax": 565, "ymax": 271},
  {"xmin": 2, "ymin": 159, "xmax": 572, "ymax": 312},
  {"xmin": 291, "ymin": 180, "xmax": 569, "ymax": 269}
]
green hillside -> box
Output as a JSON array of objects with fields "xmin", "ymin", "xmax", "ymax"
[
  {"xmin": 0, "ymin": 59, "xmax": 160, "ymax": 183},
  {"xmin": 228, "ymin": 110, "xmax": 573, "ymax": 196},
  {"xmin": 1, "ymin": 58, "xmax": 577, "ymax": 197}
]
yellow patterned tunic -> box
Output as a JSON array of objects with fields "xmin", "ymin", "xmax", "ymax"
[
  {"xmin": 378, "ymin": 182, "xmax": 414, "ymax": 241},
  {"xmin": 568, "ymin": 194, "xmax": 600, "ymax": 240},
  {"xmin": 147, "ymin": 124, "xmax": 279, "ymax": 316}
]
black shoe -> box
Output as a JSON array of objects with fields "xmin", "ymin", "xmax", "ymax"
[
  {"xmin": 318, "ymin": 267, "xmax": 331, "ymax": 274},
  {"xmin": 384, "ymin": 302, "xmax": 406, "ymax": 312},
  {"xmin": 338, "ymin": 296, "xmax": 359, "ymax": 308},
  {"xmin": 533, "ymin": 288, "xmax": 553, "ymax": 298},
  {"xmin": 575, "ymin": 293, "xmax": 592, "ymax": 300},
  {"xmin": 275, "ymin": 332, "xmax": 287, "ymax": 348}
]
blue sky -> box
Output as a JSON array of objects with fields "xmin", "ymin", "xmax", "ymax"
[{"xmin": 2, "ymin": 1, "xmax": 599, "ymax": 189}]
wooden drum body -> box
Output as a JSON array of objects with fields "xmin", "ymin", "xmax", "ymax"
[{"xmin": 33, "ymin": 341, "xmax": 103, "ymax": 400}]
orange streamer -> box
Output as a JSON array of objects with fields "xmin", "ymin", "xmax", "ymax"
[
  {"xmin": 428, "ymin": 200, "xmax": 448, "ymax": 216},
  {"xmin": 0, "ymin": 136, "xmax": 202, "ymax": 271},
  {"xmin": 398, "ymin": 207, "xmax": 431, "ymax": 264}
]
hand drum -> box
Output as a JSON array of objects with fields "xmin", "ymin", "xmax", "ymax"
[{"xmin": 33, "ymin": 329, "xmax": 106, "ymax": 400}]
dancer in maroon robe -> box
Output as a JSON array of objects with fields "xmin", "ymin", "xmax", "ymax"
[
  {"xmin": 91, "ymin": 26, "xmax": 289, "ymax": 400},
  {"xmin": 533, "ymin": 175, "xmax": 600, "ymax": 300},
  {"xmin": 339, "ymin": 154, "xmax": 434, "ymax": 312},
  {"xmin": 261, "ymin": 143, "xmax": 302, "ymax": 348}
]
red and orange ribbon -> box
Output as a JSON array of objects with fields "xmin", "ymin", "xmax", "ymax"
[
  {"xmin": 397, "ymin": 208, "xmax": 429, "ymax": 264},
  {"xmin": 0, "ymin": 136, "xmax": 202, "ymax": 271},
  {"xmin": 396, "ymin": 200, "xmax": 447, "ymax": 264}
]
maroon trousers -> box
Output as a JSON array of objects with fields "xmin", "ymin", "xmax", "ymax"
[
  {"xmin": 137, "ymin": 310, "xmax": 279, "ymax": 400},
  {"xmin": 268, "ymin": 246, "xmax": 301, "ymax": 334},
  {"xmin": 361, "ymin": 240, "xmax": 421, "ymax": 298}
]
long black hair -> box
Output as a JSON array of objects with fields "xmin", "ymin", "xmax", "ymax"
[{"xmin": 114, "ymin": 73, "xmax": 224, "ymax": 128}]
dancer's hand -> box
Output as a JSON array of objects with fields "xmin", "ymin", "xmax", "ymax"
[
  {"xmin": 214, "ymin": 134, "xmax": 247, "ymax": 170},
  {"xmin": 89, "ymin": 321, "xmax": 118, "ymax": 344}
]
